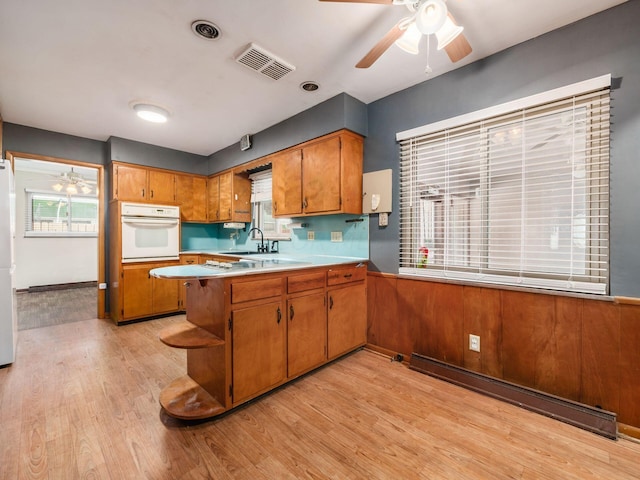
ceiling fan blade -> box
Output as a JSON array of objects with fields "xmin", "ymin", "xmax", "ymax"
[
  {"xmin": 443, "ymin": 14, "xmax": 472, "ymax": 63},
  {"xmin": 356, "ymin": 21, "xmax": 405, "ymax": 68},
  {"xmin": 319, "ymin": 0, "xmax": 394, "ymax": 4}
]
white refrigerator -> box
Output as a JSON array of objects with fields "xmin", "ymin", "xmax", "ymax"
[{"xmin": 0, "ymin": 159, "xmax": 17, "ymax": 366}]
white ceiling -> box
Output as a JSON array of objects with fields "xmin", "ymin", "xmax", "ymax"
[{"xmin": 0, "ymin": 0, "xmax": 627, "ymax": 157}]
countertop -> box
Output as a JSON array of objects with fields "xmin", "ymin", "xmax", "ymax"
[{"xmin": 151, "ymin": 253, "xmax": 368, "ymax": 280}]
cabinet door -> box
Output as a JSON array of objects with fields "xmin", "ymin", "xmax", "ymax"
[
  {"xmin": 114, "ymin": 164, "xmax": 147, "ymax": 201},
  {"xmin": 207, "ymin": 176, "xmax": 220, "ymax": 221},
  {"xmin": 327, "ymin": 284, "xmax": 367, "ymax": 359},
  {"xmin": 218, "ymin": 171, "xmax": 233, "ymax": 222},
  {"xmin": 148, "ymin": 170, "xmax": 175, "ymax": 204},
  {"xmin": 176, "ymin": 174, "xmax": 207, "ymax": 222},
  {"xmin": 152, "ymin": 276, "xmax": 180, "ymax": 314},
  {"xmin": 122, "ymin": 266, "xmax": 153, "ymax": 319},
  {"xmin": 302, "ymin": 136, "xmax": 341, "ymax": 214},
  {"xmin": 232, "ymin": 301, "xmax": 286, "ymax": 403},
  {"xmin": 272, "ymin": 149, "xmax": 302, "ymax": 216},
  {"xmin": 287, "ymin": 292, "xmax": 327, "ymax": 378},
  {"xmin": 179, "ymin": 255, "xmax": 200, "ymax": 310}
]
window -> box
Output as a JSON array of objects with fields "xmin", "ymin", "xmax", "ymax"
[
  {"xmin": 250, "ymin": 170, "xmax": 291, "ymax": 240},
  {"xmin": 398, "ymin": 76, "xmax": 610, "ymax": 295},
  {"xmin": 25, "ymin": 190, "xmax": 99, "ymax": 237}
]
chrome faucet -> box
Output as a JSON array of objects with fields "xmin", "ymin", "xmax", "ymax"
[{"xmin": 248, "ymin": 227, "xmax": 267, "ymax": 253}]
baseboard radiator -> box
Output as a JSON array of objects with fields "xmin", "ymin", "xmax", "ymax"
[{"xmin": 409, "ymin": 353, "xmax": 618, "ymax": 440}]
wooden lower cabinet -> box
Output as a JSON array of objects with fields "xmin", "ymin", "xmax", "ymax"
[
  {"xmin": 116, "ymin": 262, "xmax": 181, "ymax": 322},
  {"xmin": 287, "ymin": 292, "xmax": 327, "ymax": 377},
  {"xmin": 158, "ymin": 262, "xmax": 367, "ymax": 420},
  {"xmin": 232, "ymin": 300, "xmax": 286, "ymax": 404},
  {"xmin": 327, "ymin": 283, "xmax": 367, "ymax": 359}
]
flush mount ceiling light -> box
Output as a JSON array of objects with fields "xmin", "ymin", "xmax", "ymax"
[{"xmin": 131, "ymin": 103, "xmax": 170, "ymax": 123}]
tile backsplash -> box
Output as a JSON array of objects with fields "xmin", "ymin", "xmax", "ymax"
[{"xmin": 181, "ymin": 214, "xmax": 369, "ymax": 258}]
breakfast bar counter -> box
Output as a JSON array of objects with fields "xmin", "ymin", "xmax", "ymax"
[{"xmin": 150, "ymin": 255, "xmax": 368, "ymax": 420}]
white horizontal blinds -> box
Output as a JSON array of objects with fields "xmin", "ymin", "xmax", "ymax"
[
  {"xmin": 249, "ymin": 170, "xmax": 272, "ymax": 203},
  {"xmin": 399, "ymin": 83, "xmax": 610, "ymax": 295}
]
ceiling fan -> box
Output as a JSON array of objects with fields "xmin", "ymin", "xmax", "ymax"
[
  {"xmin": 320, "ymin": 0, "xmax": 472, "ymax": 68},
  {"xmin": 51, "ymin": 168, "xmax": 96, "ymax": 195}
]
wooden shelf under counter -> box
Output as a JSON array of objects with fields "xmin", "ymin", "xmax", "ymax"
[
  {"xmin": 159, "ymin": 375, "xmax": 226, "ymax": 420},
  {"xmin": 159, "ymin": 321, "xmax": 225, "ymax": 349}
]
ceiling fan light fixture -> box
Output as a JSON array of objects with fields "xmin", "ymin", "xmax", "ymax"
[
  {"xmin": 132, "ymin": 103, "xmax": 170, "ymax": 123},
  {"xmin": 395, "ymin": 22, "xmax": 421, "ymax": 55},
  {"xmin": 52, "ymin": 183, "xmax": 63, "ymax": 192},
  {"xmin": 435, "ymin": 16, "xmax": 464, "ymax": 50},
  {"xmin": 415, "ymin": 0, "xmax": 447, "ymax": 35}
]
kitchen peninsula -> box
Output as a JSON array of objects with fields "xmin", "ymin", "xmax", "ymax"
[{"xmin": 150, "ymin": 253, "xmax": 367, "ymax": 420}]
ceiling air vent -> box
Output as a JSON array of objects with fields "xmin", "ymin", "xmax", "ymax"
[{"xmin": 235, "ymin": 43, "xmax": 295, "ymax": 81}]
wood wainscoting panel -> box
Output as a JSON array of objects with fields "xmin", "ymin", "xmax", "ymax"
[
  {"xmin": 366, "ymin": 274, "xmax": 411, "ymax": 356},
  {"xmin": 619, "ymin": 305, "xmax": 640, "ymax": 426},
  {"xmin": 462, "ymin": 286, "xmax": 502, "ymax": 378},
  {"xmin": 398, "ymin": 279, "xmax": 464, "ymax": 367},
  {"xmin": 502, "ymin": 291, "xmax": 582, "ymax": 400},
  {"xmin": 581, "ymin": 299, "xmax": 621, "ymax": 414}
]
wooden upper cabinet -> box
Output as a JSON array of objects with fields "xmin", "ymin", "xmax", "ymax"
[
  {"xmin": 272, "ymin": 149, "xmax": 303, "ymax": 216},
  {"xmin": 176, "ymin": 174, "xmax": 207, "ymax": 222},
  {"xmin": 207, "ymin": 175, "xmax": 220, "ymax": 222},
  {"xmin": 111, "ymin": 162, "xmax": 176, "ymax": 204},
  {"xmin": 271, "ymin": 130, "xmax": 363, "ymax": 217},
  {"xmin": 303, "ymin": 136, "xmax": 341, "ymax": 213},
  {"xmin": 218, "ymin": 171, "xmax": 233, "ymax": 222},
  {"xmin": 112, "ymin": 163, "xmax": 148, "ymax": 201},
  {"xmin": 148, "ymin": 170, "xmax": 176, "ymax": 204},
  {"xmin": 207, "ymin": 170, "xmax": 251, "ymax": 223}
]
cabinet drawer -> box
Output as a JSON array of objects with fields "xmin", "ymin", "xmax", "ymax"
[
  {"xmin": 327, "ymin": 265, "xmax": 366, "ymax": 286},
  {"xmin": 287, "ymin": 271, "xmax": 326, "ymax": 294},
  {"xmin": 232, "ymin": 277, "xmax": 283, "ymax": 304},
  {"xmin": 181, "ymin": 255, "xmax": 199, "ymax": 265}
]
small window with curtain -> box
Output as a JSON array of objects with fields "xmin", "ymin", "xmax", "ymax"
[
  {"xmin": 25, "ymin": 190, "xmax": 99, "ymax": 237},
  {"xmin": 397, "ymin": 75, "xmax": 611, "ymax": 295},
  {"xmin": 250, "ymin": 170, "xmax": 291, "ymax": 240}
]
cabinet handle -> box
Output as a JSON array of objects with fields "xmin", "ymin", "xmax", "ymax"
[
  {"xmin": 273, "ymin": 202, "xmax": 277, "ymax": 213},
  {"xmin": 150, "ymin": 189, "xmax": 154, "ymax": 198},
  {"xmin": 343, "ymin": 273, "xmax": 352, "ymax": 279},
  {"xmin": 228, "ymin": 208, "xmax": 231, "ymax": 217},
  {"xmin": 289, "ymin": 304, "xmax": 294, "ymax": 321},
  {"xmin": 329, "ymin": 296, "xmax": 334, "ymax": 310},
  {"xmin": 303, "ymin": 198, "xmax": 308, "ymax": 209},
  {"xmin": 142, "ymin": 188, "xmax": 145, "ymax": 198},
  {"xmin": 186, "ymin": 260, "xmax": 195, "ymax": 264},
  {"xmin": 277, "ymin": 307, "xmax": 282, "ymax": 324}
]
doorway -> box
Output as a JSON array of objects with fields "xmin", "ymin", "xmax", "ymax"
[{"xmin": 5, "ymin": 151, "xmax": 106, "ymax": 322}]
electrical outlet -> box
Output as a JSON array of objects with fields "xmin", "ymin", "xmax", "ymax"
[
  {"xmin": 469, "ymin": 334, "xmax": 480, "ymax": 352},
  {"xmin": 307, "ymin": 231, "xmax": 315, "ymax": 241},
  {"xmin": 331, "ymin": 231, "xmax": 343, "ymax": 242}
]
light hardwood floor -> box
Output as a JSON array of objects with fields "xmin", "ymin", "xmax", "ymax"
[{"xmin": 1, "ymin": 315, "xmax": 639, "ymax": 479}]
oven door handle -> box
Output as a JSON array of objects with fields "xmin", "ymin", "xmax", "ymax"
[{"xmin": 121, "ymin": 217, "xmax": 179, "ymax": 226}]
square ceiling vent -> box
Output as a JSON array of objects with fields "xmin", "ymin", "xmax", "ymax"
[{"xmin": 235, "ymin": 43, "xmax": 296, "ymax": 81}]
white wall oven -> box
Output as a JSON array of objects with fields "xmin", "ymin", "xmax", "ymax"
[{"xmin": 120, "ymin": 203, "xmax": 180, "ymax": 263}]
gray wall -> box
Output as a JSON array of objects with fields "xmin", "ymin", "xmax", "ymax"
[
  {"xmin": 108, "ymin": 136, "xmax": 209, "ymax": 175},
  {"xmin": 207, "ymin": 93, "xmax": 368, "ymax": 173},
  {"xmin": 3, "ymin": 123, "xmax": 107, "ymax": 165},
  {"xmin": 365, "ymin": 1, "xmax": 640, "ymax": 298}
]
